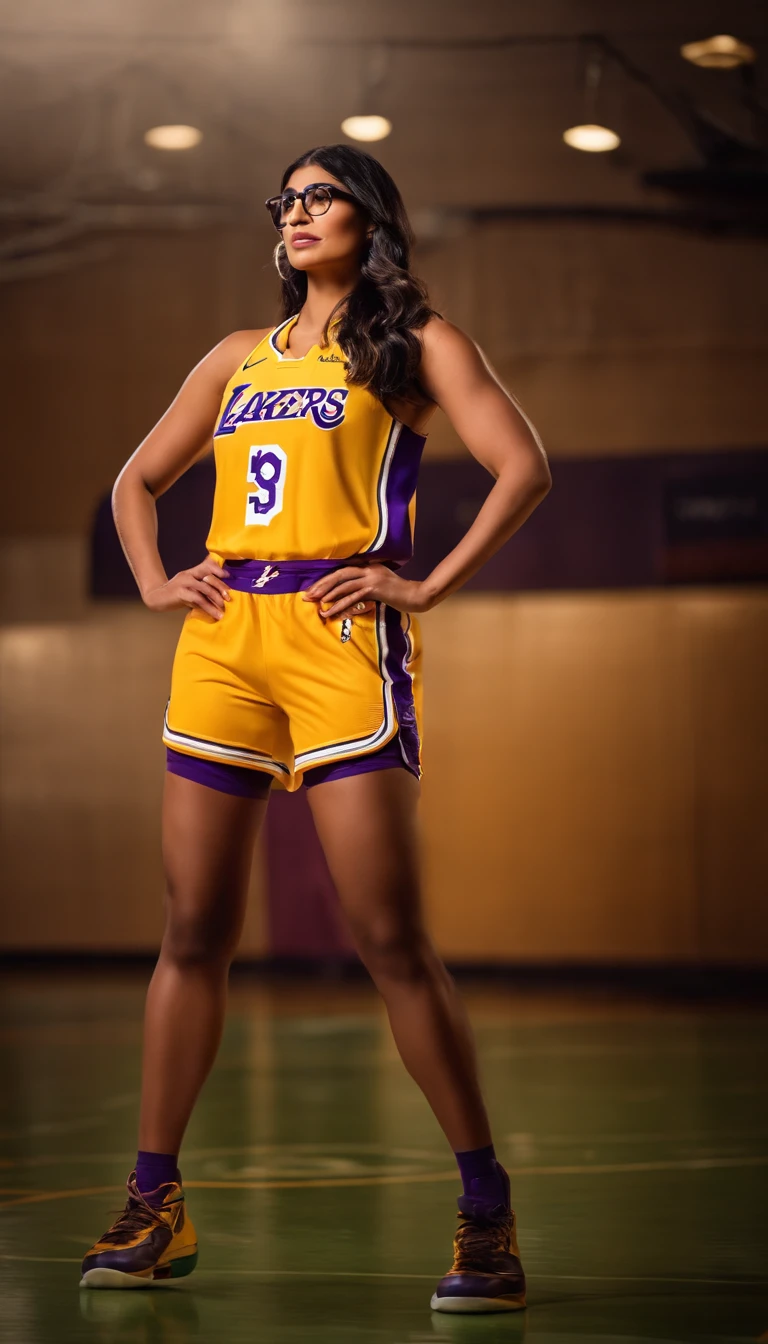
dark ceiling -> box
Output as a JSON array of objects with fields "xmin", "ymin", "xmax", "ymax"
[{"xmin": 1, "ymin": 0, "xmax": 766, "ymax": 277}]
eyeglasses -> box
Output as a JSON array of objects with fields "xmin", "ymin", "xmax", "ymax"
[{"xmin": 264, "ymin": 182, "xmax": 360, "ymax": 231}]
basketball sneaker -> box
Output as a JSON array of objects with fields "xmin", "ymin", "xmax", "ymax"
[
  {"xmin": 430, "ymin": 1165, "xmax": 526, "ymax": 1313},
  {"xmin": 79, "ymin": 1171, "xmax": 198, "ymax": 1288}
]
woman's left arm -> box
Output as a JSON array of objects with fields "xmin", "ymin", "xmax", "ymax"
[{"xmin": 303, "ymin": 317, "xmax": 552, "ymax": 618}]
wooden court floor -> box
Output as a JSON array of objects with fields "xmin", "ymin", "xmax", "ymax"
[{"xmin": 0, "ymin": 969, "xmax": 766, "ymax": 1343}]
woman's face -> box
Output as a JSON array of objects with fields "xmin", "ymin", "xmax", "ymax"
[{"xmin": 278, "ymin": 165, "xmax": 370, "ymax": 273}]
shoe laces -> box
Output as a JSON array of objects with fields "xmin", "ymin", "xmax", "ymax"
[
  {"xmin": 101, "ymin": 1187, "xmax": 165, "ymax": 1246},
  {"xmin": 453, "ymin": 1209, "xmax": 512, "ymax": 1269}
]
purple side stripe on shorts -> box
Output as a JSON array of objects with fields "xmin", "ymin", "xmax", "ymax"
[
  {"xmin": 383, "ymin": 606, "xmax": 421, "ymax": 777},
  {"xmin": 166, "ymin": 747, "xmax": 272, "ymax": 799},
  {"xmin": 303, "ymin": 735, "xmax": 415, "ymax": 788}
]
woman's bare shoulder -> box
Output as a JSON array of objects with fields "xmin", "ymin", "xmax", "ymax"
[
  {"xmin": 187, "ymin": 327, "xmax": 274, "ymax": 395},
  {"xmin": 418, "ymin": 313, "xmax": 472, "ymax": 356},
  {"xmin": 214, "ymin": 327, "xmax": 274, "ymax": 367}
]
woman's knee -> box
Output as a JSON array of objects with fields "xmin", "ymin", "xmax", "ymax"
[
  {"xmin": 355, "ymin": 917, "xmax": 437, "ymax": 985},
  {"xmin": 160, "ymin": 886, "xmax": 241, "ymax": 968}
]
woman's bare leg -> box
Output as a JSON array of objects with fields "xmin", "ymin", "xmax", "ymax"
[
  {"xmin": 138, "ymin": 772, "xmax": 269, "ymax": 1155},
  {"xmin": 307, "ymin": 768, "xmax": 492, "ymax": 1153}
]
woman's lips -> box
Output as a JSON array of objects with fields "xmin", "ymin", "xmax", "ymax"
[{"xmin": 291, "ymin": 236, "xmax": 320, "ymax": 247}]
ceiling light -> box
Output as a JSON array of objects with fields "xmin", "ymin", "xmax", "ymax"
[
  {"xmin": 681, "ymin": 35, "xmax": 755, "ymax": 68},
  {"xmin": 563, "ymin": 123, "xmax": 621, "ymax": 153},
  {"xmin": 564, "ymin": 47, "xmax": 620, "ymax": 154},
  {"xmin": 341, "ymin": 115, "xmax": 392, "ymax": 143},
  {"xmin": 144, "ymin": 125, "xmax": 203, "ymax": 151}
]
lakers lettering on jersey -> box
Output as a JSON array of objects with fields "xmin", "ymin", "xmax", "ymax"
[
  {"xmin": 163, "ymin": 313, "xmax": 426, "ymax": 792},
  {"xmin": 205, "ymin": 313, "xmax": 427, "ymax": 566}
]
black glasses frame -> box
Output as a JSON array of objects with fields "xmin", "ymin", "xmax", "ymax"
[{"xmin": 264, "ymin": 182, "xmax": 361, "ymax": 231}]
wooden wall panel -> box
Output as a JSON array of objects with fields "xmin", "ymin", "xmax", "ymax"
[
  {"xmin": 419, "ymin": 593, "xmax": 699, "ymax": 961},
  {"xmin": 683, "ymin": 593, "xmax": 768, "ymax": 961},
  {"xmin": 0, "ymin": 606, "xmax": 269, "ymax": 956}
]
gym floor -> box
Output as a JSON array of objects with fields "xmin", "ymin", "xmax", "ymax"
[{"xmin": 0, "ymin": 969, "xmax": 766, "ymax": 1343}]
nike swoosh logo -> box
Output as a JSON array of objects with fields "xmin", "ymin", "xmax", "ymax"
[{"xmin": 243, "ymin": 355, "xmax": 267, "ymax": 370}]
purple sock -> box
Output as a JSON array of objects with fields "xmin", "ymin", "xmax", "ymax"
[
  {"xmin": 135, "ymin": 1151, "xmax": 181, "ymax": 1203},
  {"xmin": 455, "ymin": 1143, "xmax": 509, "ymax": 1212}
]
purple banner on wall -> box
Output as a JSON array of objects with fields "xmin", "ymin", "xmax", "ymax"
[
  {"xmin": 91, "ymin": 458, "xmax": 218, "ymax": 598},
  {"xmin": 404, "ymin": 449, "xmax": 768, "ymax": 589},
  {"xmin": 91, "ymin": 448, "xmax": 768, "ymax": 597}
]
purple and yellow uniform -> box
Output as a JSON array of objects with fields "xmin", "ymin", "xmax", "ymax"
[{"xmin": 162, "ymin": 313, "xmax": 427, "ymax": 792}]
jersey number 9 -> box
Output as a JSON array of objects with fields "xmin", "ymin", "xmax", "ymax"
[{"xmin": 246, "ymin": 445, "xmax": 287, "ymax": 526}]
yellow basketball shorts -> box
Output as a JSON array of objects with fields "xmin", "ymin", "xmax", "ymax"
[{"xmin": 161, "ymin": 558, "xmax": 423, "ymax": 794}]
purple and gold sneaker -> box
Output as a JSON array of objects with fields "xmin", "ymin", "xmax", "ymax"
[
  {"xmin": 430, "ymin": 1165, "xmax": 526, "ymax": 1313},
  {"xmin": 79, "ymin": 1171, "xmax": 197, "ymax": 1289}
]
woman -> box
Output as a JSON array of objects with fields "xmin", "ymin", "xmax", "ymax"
[{"xmin": 80, "ymin": 143, "xmax": 551, "ymax": 1314}]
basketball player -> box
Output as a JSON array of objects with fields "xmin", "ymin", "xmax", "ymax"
[{"xmin": 80, "ymin": 144, "xmax": 551, "ymax": 1313}]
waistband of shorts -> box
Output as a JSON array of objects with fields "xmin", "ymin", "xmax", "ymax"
[{"xmin": 221, "ymin": 557, "xmax": 371, "ymax": 594}]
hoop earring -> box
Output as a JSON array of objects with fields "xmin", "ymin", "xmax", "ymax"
[{"xmin": 274, "ymin": 239, "xmax": 291, "ymax": 281}]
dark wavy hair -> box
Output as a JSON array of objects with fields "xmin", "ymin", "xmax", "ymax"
[{"xmin": 273, "ymin": 144, "xmax": 442, "ymax": 407}]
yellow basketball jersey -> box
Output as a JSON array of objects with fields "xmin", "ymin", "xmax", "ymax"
[{"xmin": 205, "ymin": 313, "xmax": 428, "ymax": 565}]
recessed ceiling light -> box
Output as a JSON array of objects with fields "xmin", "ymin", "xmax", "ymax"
[
  {"xmin": 144, "ymin": 124, "xmax": 203, "ymax": 151},
  {"xmin": 563, "ymin": 123, "xmax": 621, "ymax": 153},
  {"xmin": 681, "ymin": 35, "xmax": 755, "ymax": 68},
  {"xmin": 341, "ymin": 115, "xmax": 392, "ymax": 143}
]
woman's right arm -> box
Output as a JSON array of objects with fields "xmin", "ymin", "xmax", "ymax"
[{"xmin": 112, "ymin": 328, "xmax": 268, "ymax": 621}]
